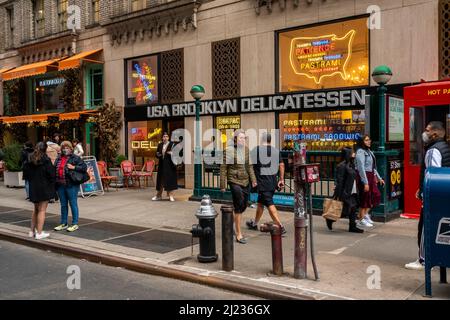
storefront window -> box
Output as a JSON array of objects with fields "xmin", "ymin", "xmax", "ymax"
[
  {"xmin": 90, "ymin": 68, "xmax": 103, "ymax": 108},
  {"xmin": 278, "ymin": 17, "xmax": 369, "ymax": 92},
  {"xmin": 128, "ymin": 120, "xmax": 163, "ymax": 166},
  {"xmin": 279, "ymin": 110, "xmax": 365, "ymax": 151},
  {"xmin": 34, "ymin": 76, "xmax": 65, "ymax": 112},
  {"xmin": 126, "ymin": 55, "xmax": 159, "ymax": 106},
  {"xmin": 215, "ymin": 115, "xmax": 241, "ymax": 146}
]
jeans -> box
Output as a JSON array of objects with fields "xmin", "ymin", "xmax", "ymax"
[{"xmin": 57, "ymin": 185, "xmax": 79, "ymax": 225}]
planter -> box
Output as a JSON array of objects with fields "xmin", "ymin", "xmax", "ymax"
[
  {"xmin": 4, "ymin": 171, "xmax": 25, "ymax": 188},
  {"xmin": 109, "ymin": 168, "xmax": 124, "ymax": 188}
]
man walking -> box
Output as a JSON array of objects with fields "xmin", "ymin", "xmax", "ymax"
[
  {"xmin": 246, "ymin": 132, "xmax": 286, "ymax": 234},
  {"xmin": 405, "ymin": 121, "xmax": 450, "ymax": 270}
]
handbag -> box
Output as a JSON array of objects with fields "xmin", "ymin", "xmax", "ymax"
[
  {"xmin": 68, "ymin": 169, "xmax": 90, "ymax": 185},
  {"xmin": 322, "ymin": 197, "xmax": 343, "ymax": 222}
]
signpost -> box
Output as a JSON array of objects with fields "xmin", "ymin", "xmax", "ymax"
[{"xmin": 79, "ymin": 156, "xmax": 104, "ymax": 198}]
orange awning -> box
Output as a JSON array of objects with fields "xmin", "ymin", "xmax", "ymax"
[
  {"xmin": 0, "ymin": 113, "xmax": 59, "ymax": 124},
  {"xmin": 1, "ymin": 59, "xmax": 60, "ymax": 81},
  {"xmin": 0, "ymin": 67, "xmax": 14, "ymax": 76},
  {"xmin": 59, "ymin": 49, "xmax": 103, "ymax": 71},
  {"xmin": 59, "ymin": 110, "xmax": 98, "ymax": 121}
]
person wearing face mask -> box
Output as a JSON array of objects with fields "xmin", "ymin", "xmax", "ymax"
[
  {"xmin": 220, "ymin": 129, "xmax": 257, "ymax": 244},
  {"xmin": 152, "ymin": 132, "xmax": 178, "ymax": 202},
  {"xmin": 326, "ymin": 147, "xmax": 364, "ymax": 233},
  {"xmin": 405, "ymin": 121, "xmax": 450, "ymax": 270},
  {"xmin": 53, "ymin": 141, "xmax": 87, "ymax": 233},
  {"xmin": 355, "ymin": 134, "xmax": 385, "ymax": 230}
]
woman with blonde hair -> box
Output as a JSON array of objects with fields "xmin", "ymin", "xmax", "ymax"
[{"xmin": 53, "ymin": 141, "xmax": 88, "ymax": 233}]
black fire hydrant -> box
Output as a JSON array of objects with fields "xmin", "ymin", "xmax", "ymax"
[{"xmin": 190, "ymin": 195, "xmax": 218, "ymax": 263}]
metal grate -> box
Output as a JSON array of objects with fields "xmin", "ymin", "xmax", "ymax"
[
  {"xmin": 440, "ymin": 0, "xmax": 450, "ymax": 79},
  {"xmin": 160, "ymin": 49, "xmax": 184, "ymax": 104},
  {"xmin": 212, "ymin": 38, "xmax": 240, "ymax": 99}
]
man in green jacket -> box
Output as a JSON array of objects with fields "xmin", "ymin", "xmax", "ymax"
[{"xmin": 220, "ymin": 129, "xmax": 257, "ymax": 244}]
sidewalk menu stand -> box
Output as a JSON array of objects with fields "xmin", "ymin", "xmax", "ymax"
[
  {"xmin": 423, "ymin": 167, "xmax": 450, "ymax": 297},
  {"xmin": 79, "ymin": 156, "xmax": 104, "ymax": 198}
]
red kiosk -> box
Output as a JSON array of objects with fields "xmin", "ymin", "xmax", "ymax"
[{"xmin": 403, "ymin": 80, "xmax": 450, "ymax": 218}]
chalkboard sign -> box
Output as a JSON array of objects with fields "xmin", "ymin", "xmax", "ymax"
[{"xmin": 79, "ymin": 156, "xmax": 104, "ymax": 198}]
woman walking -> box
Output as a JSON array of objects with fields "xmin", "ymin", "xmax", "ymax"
[
  {"xmin": 326, "ymin": 147, "xmax": 364, "ymax": 233},
  {"xmin": 23, "ymin": 142, "xmax": 55, "ymax": 240},
  {"xmin": 355, "ymin": 135, "xmax": 384, "ymax": 229},
  {"xmin": 53, "ymin": 141, "xmax": 88, "ymax": 232},
  {"xmin": 152, "ymin": 132, "xmax": 178, "ymax": 201},
  {"xmin": 220, "ymin": 130, "xmax": 257, "ymax": 244}
]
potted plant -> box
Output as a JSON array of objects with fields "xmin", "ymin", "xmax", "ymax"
[
  {"xmin": 3, "ymin": 143, "xmax": 25, "ymax": 188},
  {"xmin": 109, "ymin": 154, "xmax": 127, "ymax": 188}
]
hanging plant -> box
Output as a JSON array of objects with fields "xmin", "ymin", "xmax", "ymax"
[
  {"xmin": 61, "ymin": 68, "xmax": 82, "ymax": 112},
  {"xmin": 94, "ymin": 102, "xmax": 123, "ymax": 167}
]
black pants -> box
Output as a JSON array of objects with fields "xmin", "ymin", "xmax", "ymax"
[
  {"xmin": 229, "ymin": 183, "xmax": 250, "ymax": 214},
  {"xmin": 342, "ymin": 194, "xmax": 358, "ymax": 227}
]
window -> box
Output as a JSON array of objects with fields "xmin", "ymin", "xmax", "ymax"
[
  {"xmin": 126, "ymin": 55, "xmax": 159, "ymax": 106},
  {"xmin": 212, "ymin": 38, "xmax": 240, "ymax": 99},
  {"xmin": 34, "ymin": 77, "xmax": 66, "ymax": 112},
  {"xmin": 279, "ymin": 110, "xmax": 365, "ymax": 152},
  {"xmin": 33, "ymin": 0, "xmax": 45, "ymax": 38},
  {"xmin": 439, "ymin": 0, "xmax": 450, "ymax": 79},
  {"xmin": 160, "ymin": 49, "xmax": 184, "ymax": 104},
  {"xmin": 92, "ymin": 0, "xmax": 100, "ymax": 24},
  {"xmin": 90, "ymin": 68, "xmax": 103, "ymax": 108},
  {"xmin": 57, "ymin": 0, "xmax": 68, "ymax": 32},
  {"xmin": 131, "ymin": 0, "xmax": 145, "ymax": 12},
  {"xmin": 6, "ymin": 7, "xmax": 14, "ymax": 48},
  {"xmin": 277, "ymin": 17, "xmax": 369, "ymax": 92}
]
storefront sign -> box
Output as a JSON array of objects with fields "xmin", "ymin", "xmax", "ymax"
[
  {"xmin": 124, "ymin": 88, "xmax": 367, "ymax": 120},
  {"xmin": 290, "ymin": 30, "xmax": 355, "ymax": 84},
  {"xmin": 38, "ymin": 78, "xmax": 65, "ymax": 87},
  {"xmin": 388, "ymin": 159, "xmax": 402, "ymax": 200},
  {"xmin": 387, "ymin": 96, "xmax": 404, "ymax": 142},
  {"xmin": 79, "ymin": 156, "xmax": 104, "ymax": 197}
]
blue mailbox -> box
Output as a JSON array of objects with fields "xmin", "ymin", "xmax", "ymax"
[{"xmin": 423, "ymin": 167, "xmax": 450, "ymax": 297}]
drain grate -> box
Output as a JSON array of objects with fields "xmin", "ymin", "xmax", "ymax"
[{"xmin": 105, "ymin": 229, "xmax": 198, "ymax": 254}]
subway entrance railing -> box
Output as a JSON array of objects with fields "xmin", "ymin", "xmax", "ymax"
[{"xmin": 198, "ymin": 151, "xmax": 341, "ymax": 211}]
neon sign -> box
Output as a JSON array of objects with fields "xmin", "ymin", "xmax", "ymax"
[
  {"xmin": 289, "ymin": 30, "xmax": 356, "ymax": 84},
  {"xmin": 128, "ymin": 55, "xmax": 158, "ymax": 105}
]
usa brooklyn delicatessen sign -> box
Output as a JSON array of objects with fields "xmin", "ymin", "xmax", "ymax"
[{"xmin": 124, "ymin": 88, "xmax": 367, "ymax": 120}]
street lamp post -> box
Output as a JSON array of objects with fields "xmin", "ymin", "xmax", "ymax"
[
  {"xmin": 190, "ymin": 85, "xmax": 205, "ymax": 197},
  {"xmin": 371, "ymin": 65, "xmax": 393, "ymax": 152}
]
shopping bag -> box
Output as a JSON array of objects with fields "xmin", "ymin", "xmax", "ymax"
[{"xmin": 322, "ymin": 198, "xmax": 343, "ymax": 221}]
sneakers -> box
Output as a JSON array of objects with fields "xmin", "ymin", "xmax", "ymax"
[
  {"xmin": 35, "ymin": 231, "xmax": 50, "ymax": 240},
  {"xmin": 54, "ymin": 224, "xmax": 68, "ymax": 231},
  {"xmin": 405, "ymin": 259, "xmax": 424, "ymax": 270},
  {"xmin": 246, "ymin": 219, "xmax": 258, "ymax": 230},
  {"xmin": 364, "ymin": 215, "xmax": 375, "ymax": 225},
  {"xmin": 356, "ymin": 218, "xmax": 373, "ymax": 229},
  {"xmin": 250, "ymin": 204, "xmax": 257, "ymax": 208},
  {"xmin": 169, "ymin": 196, "xmax": 175, "ymax": 202},
  {"xmin": 152, "ymin": 196, "xmax": 162, "ymax": 201},
  {"xmin": 67, "ymin": 225, "xmax": 79, "ymax": 232}
]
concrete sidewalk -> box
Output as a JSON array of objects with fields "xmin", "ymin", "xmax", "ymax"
[{"xmin": 0, "ymin": 185, "xmax": 449, "ymax": 300}]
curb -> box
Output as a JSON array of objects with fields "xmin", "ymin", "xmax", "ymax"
[{"xmin": 0, "ymin": 230, "xmax": 314, "ymax": 300}]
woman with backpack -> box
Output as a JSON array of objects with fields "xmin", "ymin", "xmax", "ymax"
[
  {"xmin": 53, "ymin": 141, "xmax": 88, "ymax": 233},
  {"xmin": 23, "ymin": 142, "xmax": 56, "ymax": 240}
]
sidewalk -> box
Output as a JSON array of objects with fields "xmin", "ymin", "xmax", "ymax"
[{"xmin": 0, "ymin": 185, "xmax": 449, "ymax": 300}]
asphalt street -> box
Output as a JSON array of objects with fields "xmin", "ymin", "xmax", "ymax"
[{"xmin": 0, "ymin": 240, "xmax": 257, "ymax": 300}]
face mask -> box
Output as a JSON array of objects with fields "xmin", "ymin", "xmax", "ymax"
[
  {"xmin": 422, "ymin": 132, "xmax": 431, "ymax": 144},
  {"xmin": 62, "ymin": 149, "xmax": 71, "ymax": 156}
]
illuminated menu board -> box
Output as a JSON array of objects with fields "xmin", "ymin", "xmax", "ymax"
[
  {"xmin": 216, "ymin": 115, "xmax": 241, "ymax": 145},
  {"xmin": 127, "ymin": 55, "xmax": 159, "ymax": 105},
  {"xmin": 278, "ymin": 17, "xmax": 369, "ymax": 92},
  {"xmin": 279, "ymin": 110, "xmax": 365, "ymax": 151}
]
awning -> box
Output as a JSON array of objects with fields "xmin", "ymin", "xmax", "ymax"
[
  {"xmin": 59, "ymin": 110, "xmax": 99, "ymax": 121},
  {"xmin": 0, "ymin": 67, "xmax": 14, "ymax": 77},
  {"xmin": 0, "ymin": 113, "xmax": 59, "ymax": 124},
  {"xmin": 1, "ymin": 59, "xmax": 60, "ymax": 81},
  {"xmin": 59, "ymin": 49, "xmax": 103, "ymax": 71}
]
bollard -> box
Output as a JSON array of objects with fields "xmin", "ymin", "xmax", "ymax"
[
  {"xmin": 294, "ymin": 217, "xmax": 308, "ymax": 278},
  {"xmin": 221, "ymin": 205, "xmax": 234, "ymax": 271},
  {"xmin": 260, "ymin": 222, "xmax": 284, "ymax": 276}
]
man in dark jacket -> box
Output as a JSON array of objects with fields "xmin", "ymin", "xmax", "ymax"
[
  {"xmin": 406, "ymin": 121, "xmax": 450, "ymax": 270},
  {"xmin": 20, "ymin": 141, "xmax": 34, "ymax": 200}
]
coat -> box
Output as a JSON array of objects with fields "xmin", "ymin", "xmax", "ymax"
[
  {"xmin": 156, "ymin": 141, "xmax": 178, "ymax": 191},
  {"xmin": 23, "ymin": 155, "xmax": 56, "ymax": 203},
  {"xmin": 220, "ymin": 145, "xmax": 257, "ymax": 189},
  {"xmin": 334, "ymin": 148, "xmax": 358, "ymax": 207},
  {"xmin": 55, "ymin": 154, "xmax": 88, "ymax": 187}
]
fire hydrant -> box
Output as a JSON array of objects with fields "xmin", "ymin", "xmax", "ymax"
[
  {"xmin": 260, "ymin": 222, "xmax": 284, "ymax": 276},
  {"xmin": 190, "ymin": 195, "xmax": 218, "ymax": 263}
]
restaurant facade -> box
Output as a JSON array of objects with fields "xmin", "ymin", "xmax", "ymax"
[{"xmin": 1, "ymin": 0, "xmax": 448, "ymax": 220}]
